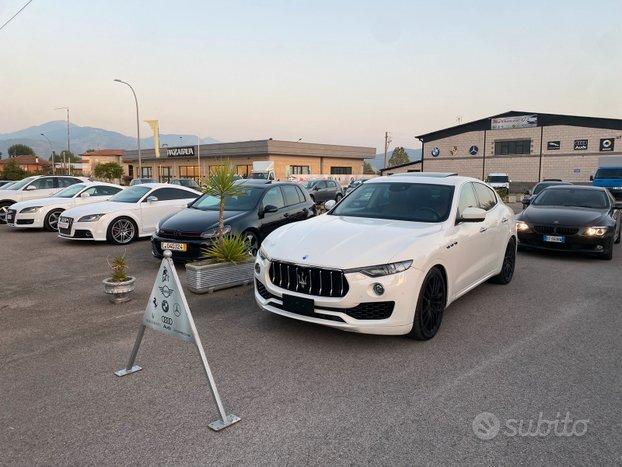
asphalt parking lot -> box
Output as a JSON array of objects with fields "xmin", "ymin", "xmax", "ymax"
[{"xmin": 1, "ymin": 212, "xmax": 621, "ymax": 464}]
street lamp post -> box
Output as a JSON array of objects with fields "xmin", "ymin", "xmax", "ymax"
[
  {"xmin": 114, "ymin": 79, "xmax": 141, "ymax": 177},
  {"xmin": 40, "ymin": 133, "xmax": 55, "ymax": 175},
  {"xmin": 54, "ymin": 107, "xmax": 71, "ymax": 175}
]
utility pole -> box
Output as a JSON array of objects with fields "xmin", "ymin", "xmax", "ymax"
[
  {"xmin": 40, "ymin": 133, "xmax": 55, "ymax": 175},
  {"xmin": 383, "ymin": 131, "xmax": 392, "ymax": 168},
  {"xmin": 54, "ymin": 107, "xmax": 71, "ymax": 174},
  {"xmin": 197, "ymin": 135, "xmax": 201, "ymax": 181}
]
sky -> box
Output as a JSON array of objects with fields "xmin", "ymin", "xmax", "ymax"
[{"xmin": 1, "ymin": 0, "xmax": 621, "ymax": 152}]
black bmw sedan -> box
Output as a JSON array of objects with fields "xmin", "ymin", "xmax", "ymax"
[
  {"xmin": 515, "ymin": 185, "xmax": 621, "ymax": 260},
  {"xmin": 151, "ymin": 181, "xmax": 315, "ymax": 260}
]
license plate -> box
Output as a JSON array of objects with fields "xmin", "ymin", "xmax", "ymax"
[
  {"xmin": 161, "ymin": 242, "xmax": 187, "ymax": 252},
  {"xmin": 543, "ymin": 235, "xmax": 565, "ymax": 243},
  {"xmin": 282, "ymin": 294, "xmax": 315, "ymax": 316},
  {"xmin": 58, "ymin": 222, "xmax": 69, "ymax": 229}
]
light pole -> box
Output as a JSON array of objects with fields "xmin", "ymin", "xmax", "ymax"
[
  {"xmin": 196, "ymin": 135, "xmax": 201, "ymax": 180},
  {"xmin": 40, "ymin": 133, "xmax": 55, "ymax": 175},
  {"xmin": 114, "ymin": 79, "xmax": 141, "ymax": 177},
  {"xmin": 54, "ymin": 107, "xmax": 71, "ymax": 175}
]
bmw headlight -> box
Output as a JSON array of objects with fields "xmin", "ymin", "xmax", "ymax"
[
  {"xmin": 516, "ymin": 220, "xmax": 530, "ymax": 232},
  {"xmin": 346, "ymin": 260, "xmax": 413, "ymax": 277},
  {"xmin": 201, "ymin": 224, "xmax": 231, "ymax": 239},
  {"xmin": 20, "ymin": 206, "xmax": 42, "ymax": 213},
  {"xmin": 78, "ymin": 213, "xmax": 105, "ymax": 222},
  {"xmin": 585, "ymin": 226, "xmax": 607, "ymax": 236}
]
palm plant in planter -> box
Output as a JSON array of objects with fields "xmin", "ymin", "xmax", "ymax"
[
  {"xmin": 103, "ymin": 254, "xmax": 136, "ymax": 303},
  {"xmin": 186, "ymin": 164, "xmax": 255, "ymax": 294}
]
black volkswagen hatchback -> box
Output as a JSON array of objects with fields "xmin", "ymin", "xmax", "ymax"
[
  {"xmin": 151, "ymin": 181, "xmax": 315, "ymax": 260},
  {"xmin": 515, "ymin": 185, "xmax": 622, "ymax": 260}
]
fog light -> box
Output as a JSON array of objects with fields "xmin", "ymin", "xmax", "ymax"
[
  {"xmin": 596, "ymin": 245, "xmax": 603, "ymax": 251},
  {"xmin": 254, "ymin": 263, "xmax": 261, "ymax": 274},
  {"xmin": 372, "ymin": 283, "xmax": 385, "ymax": 296}
]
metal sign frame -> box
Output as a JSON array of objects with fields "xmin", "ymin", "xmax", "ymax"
[{"xmin": 115, "ymin": 250, "xmax": 240, "ymax": 431}]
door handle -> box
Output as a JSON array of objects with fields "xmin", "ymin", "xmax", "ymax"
[
  {"xmin": 283, "ymin": 213, "xmax": 289, "ymax": 218},
  {"xmin": 480, "ymin": 226, "xmax": 488, "ymax": 233}
]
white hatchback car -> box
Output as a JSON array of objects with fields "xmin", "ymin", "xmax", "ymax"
[
  {"xmin": 255, "ymin": 173, "xmax": 517, "ymax": 340},
  {"xmin": 6, "ymin": 182, "xmax": 123, "ymax": 230},
  {"xmin": 0, "ymin": 175, "xmax": 88, "ymax": 222},
  {"xmin": 58, "ymin": 183, "xmax": 201, "ymax": 244}
]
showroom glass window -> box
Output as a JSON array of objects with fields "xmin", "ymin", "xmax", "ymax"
[
  {"xmin": 141, "ymin": 167, "xmax": 153, "ymax": 178},
  {"xmin": 330, "ymin": 182, "xmax": 454, "ymax": 222},
  {"xmin": 159, "ymin": 167, "xmax": 172, "ymax": 183},
  {"xmin": 331, "ymin": 167, "xmax": 352, "ymax": 175},
  {"xmin": 457, "ymin": 182, "xmax": 479, "ymax": 217},
  {"xmin": 262, "ymin": 187, "xmax": 285, "ymax": 209},
  {"xmin": 494, "ymin": 140, "xmax": 531, "ymax": 155},
  {"xmin": 179, "ymin": 166, "xmax": 200, "ymax": 181},
  {"xmin": 473, "ymin": 183, "xmax": 497, "ymax": 210}
]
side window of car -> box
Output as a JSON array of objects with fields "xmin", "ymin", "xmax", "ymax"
[
  {"xmin": 473, "ymin": 183, "xmax": 497, "ymax": 211},
  {"xmin": 295, "ymin": 186, "xmax": 306, "ymax": 203},
  {"xmin": 262, "ymin": 187, "xmax": 285, "ymax": 209},
  {"xmin": 87, "ymin": 186, "xmax": 122, "ymax": 196},
  {"xmin": 316, "ymin": 181, "xmax": 327, "ymax": 189},
  {"xmin": 457, "ymin": 183, "xmax": 479, "ymax": 217},
  {"xmin": 56, "ymin": 177, "xmax": 77, "ymax": 188},
  {"xmin": 282, "ymin": 185, "xmax": 301, "ymax": 206},
  {"xmin": 30, "ymin": 177, "xmax": 55, "ymax": 190},
  {"xmin": 150, "ymin": 188, "xmax": 196, "ymax": 201}
]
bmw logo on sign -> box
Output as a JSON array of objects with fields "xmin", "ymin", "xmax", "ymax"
[
  {"xmin": 469, "ymin": 145, "xmax": 479, "ymax": 156},
  {"xmin": 431, "ymin": 147, "xmax": 440, "ymax": 157}
]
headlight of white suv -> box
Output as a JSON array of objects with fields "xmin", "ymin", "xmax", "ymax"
[
  {"xmin": 346, "ymin": 260, "xmax": 413, "ymax": 277},
  {"xmin": 78, "ymin": 213, "xmax": 105, "ymax": 222},
  {"xmin": 19, "ymin": 206, "xmax": 42, "ymax": 213},
  {"xmin": 201, "ymin": 224, "xmax": 231, "ymax": 239}
]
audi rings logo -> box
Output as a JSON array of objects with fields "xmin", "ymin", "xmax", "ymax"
[{"xmin": 161, "ymin": 316, "xmax": 173, "ymax": 325}]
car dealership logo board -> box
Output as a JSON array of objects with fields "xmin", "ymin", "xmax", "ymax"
[{"xmin": 114, "ymin": 250, "xmax": 240, "ymax": 431}]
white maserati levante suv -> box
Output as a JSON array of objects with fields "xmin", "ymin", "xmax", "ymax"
[
  {"xmin": 58, "ymin": 183, "xmax": 201, "ymax": 244},
  {"xmin": 254, "ymin": 173, "xmax": 517, "ymax": 340},
  {"xmin": 6, "ymin": 182, "xmax": 123, "ymax": 230}
]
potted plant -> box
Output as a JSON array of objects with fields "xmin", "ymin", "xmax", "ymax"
[
  {"xmin": 186, "ymin": 164, "xmax": 255, "ymax": 294},
  {"xmin": 103, "ymin": 254, "xmax": 136, "ymax": 303}
]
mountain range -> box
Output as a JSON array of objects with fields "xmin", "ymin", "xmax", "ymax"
[
  {"xmin": 367, "ymin": 148, "xmax": 422, "ymax": 171},
  {"xmin": 0, "ymin": 121, "xmax": 219, "ymax": 158}
]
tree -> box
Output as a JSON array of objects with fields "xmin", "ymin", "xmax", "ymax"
[
  {"xmin": 93, "ymin": 162, "xmax": 124, "ymax": 181},
  {"xmin": 202, "ymin": 163, "xmax": 243, "ymax": 237},
  {"xmin": 363, "ymin": 161, "xmax": 376, "ymax": 174},
  {"xmin": 1, "ymin": 158, "xmax": 27, "ymax": 180},
  {"xmin": 388, "ymin": 147, "xmax": 410, "ymax": 167},
  {"xmin": 8, "ymin": 144, "xmax": 35, "ymax": 157},
  {"xmin": 51, "ymin": 150, "xmax": 81, "ymax": 163}
]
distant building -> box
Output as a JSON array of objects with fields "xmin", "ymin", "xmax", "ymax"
[
  {"xmin": 379, "ymin": 160, "xmax": 422, "ymax": 176},
  {"xmin": 123, "ymin": 139, "xmax": 375, "ymax": 182},
  {"xmin": 80, "ymin": 149, "xmax": 125, "ymax": 176},
  {"xmin": 415, "ymin": 111, "xmax": 622, "ymax": 186},
  {"xmin": 0, "ymin": 155, "xmax": 51, "ymax": 174}
]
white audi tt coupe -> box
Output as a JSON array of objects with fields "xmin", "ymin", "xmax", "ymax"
[
  {"xmin": 254, "ymin": 173, "xmax": 517, "ymax": 340},
  {"xmin": 58, "ymin": 183, "xmax": 201, "ymax": 244},
  {"xmin": 6, "ymin": 182, "xmax": 123, "ymax": 230}
]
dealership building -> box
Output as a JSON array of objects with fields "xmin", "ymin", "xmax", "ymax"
[
  {"xmin": 414, "ymin": 111, "xmax": 622, "ymax": 187},
  {"xmin": 123, "ymin": 139, "xmax": 375, "ymax": 182}
]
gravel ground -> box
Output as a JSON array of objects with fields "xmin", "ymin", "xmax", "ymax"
[{"xmin": 1, "ymin": 207, "xmax": 620, "ymax": 465}]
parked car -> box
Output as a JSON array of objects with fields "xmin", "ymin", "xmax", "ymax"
[
  {"xmin": 255, "ymin": 173, "xmax": 516, "ymax": 340},
  {"xmin": 591, "ymin": 164, "xmax": 622, "ymax": 201},
  {"xmin": 515, "ymin": 185, "xmax": 621, "ymax": 260},
  {"xmin": 6, "ymin": 182, "xmax": 123, "ymax": 231},
  {"xmin": 521, "ymin": 181, "xmax": 572, "ymax": 209},
  {"xmin": 129, "ymin": 178, "xmax": 156, "ymax": 186},
  {"xmin": 486, "ymin": 173, "xmax": 510, "ymax": 193},
  {"xmin": 152, "ymin": 181, "xmax": 314, "ymax": 260},
  {"xmin": 57, "ymin": 183, "xmax": 200, "ymax": 244},
  {"xmin": 345, "ymin": 179, "xmax": 365, "ymax": 195},
  {"xmin": 0, "ymin": 180, "xmax": 13, "ymax": 188},
  {"xmin": 303, "ymin": 179, "xmax": 343, "ymax": 204},
  {"xmin": 0, "ymin": 175, "xmax": 88, "ymax": 223},
  {"xmin": 169, "ymin": 178, "xmax": 201, "ymax": 190}
]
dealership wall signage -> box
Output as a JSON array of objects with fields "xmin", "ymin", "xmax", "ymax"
[
  {"xmin": 114, "ymin": 250, "xmax": 240, "ymax": 431},
  {"xmin": 573, "ymin": 139, "xmax": 588, "ymax": 151},
  {"xmin": 166, "ymin": 146, "xmax": 196, "ymax": 157},
  {"xmin": 600, "ymin": 138, "xmax": 615, "ymax": 152},
  {"xmin": 491, "ymin": 114, "xmax": 538, "ymax": 130},
  {"xmin": 547, "ymin": 141, "xmax": 560, "ymax": 150},
  {"xmin": 431, "ymin": 147, "xmax": 440, "ymax": 157},
  {"xmin": 469, "ymin": 145, "xmax": 478, "ymax": 156}
]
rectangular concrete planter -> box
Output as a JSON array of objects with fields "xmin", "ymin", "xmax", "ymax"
[{"xmin": 185, "ymin": 258, "xmax": 255, "ymax": 294}]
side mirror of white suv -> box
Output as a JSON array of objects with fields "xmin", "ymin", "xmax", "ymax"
[{"xmin": 458, "ymin": 207, "xmax": 487, "ymax": 223}]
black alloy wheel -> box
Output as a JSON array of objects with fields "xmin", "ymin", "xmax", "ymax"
[
  {"xmin": 489, "ymin": 239, "xmax": 516, "ymax": 284},
  {"xmin": 407, "ymin": 267, "xmax": 446, "ymax": 341},
  {"xmin": 0, "ymin": 203, "xmax": 10, "ymax": 224}
]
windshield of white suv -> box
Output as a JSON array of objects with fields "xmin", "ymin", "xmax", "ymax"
[
  {"xmin": 330, "ymin": 182, "xmax": 455, "ymax": 222},
  {"xmin": 192, "ymin": 187, "xmax": 264, "ymax": 211},
  {"xmin": 6, "ymin": 176, "xmax": 37, "ymax": 190},
  {"xmin": 54, "ymin": 184, "xmax": 86, "ymax": 198},
  {"xmin": 109, "ymin": 186, "xmax": 150, "ymax": 203},
  {"xmin": 533, "ymin": 188, "xmax": 608, "ymax": 209}
]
